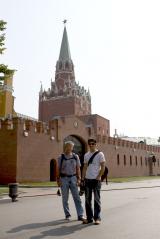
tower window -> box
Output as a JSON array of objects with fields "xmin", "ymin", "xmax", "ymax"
[
  {"xmin": 135, "ymin": 156, "xmax": 138, "ymax": 166},
  {"xmin": 59, "ymin": 62, "xmax": 62, "ymax": 70},
  {"xmin": 65, "ymin": 62, "xmax": 69, "ymax": 69},
  {"xmin": 117, "ymin": 154, "xmax": 120, "ymax": 165},
  {"xmin": 88, "ymin": 127, "xmax": 91, "ymax": 136},
  {"xmin": 130, "ymin": 156, "xmax": 132, "ymax": 166},
  {"xmin": 124, "ymin": 155, "xmax": 126, "ymax": 166}
]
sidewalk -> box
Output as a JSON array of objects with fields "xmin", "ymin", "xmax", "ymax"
[
  {"xmin": 0, "ymin": 186, "xmax": 58, "ymax": 201},
  {"xmin": 1, "ymin": 179, "xmax": 160, "ymax": 201}
]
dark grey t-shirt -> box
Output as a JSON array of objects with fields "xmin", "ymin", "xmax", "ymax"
[{"xmin": 58, "ymin": 153, "xmax": 81, "ymax": 175}]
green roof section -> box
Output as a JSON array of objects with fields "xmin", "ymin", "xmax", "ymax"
[{"xmin": 59, "ymin": 26, "xmax": 71, "ymax": 61}]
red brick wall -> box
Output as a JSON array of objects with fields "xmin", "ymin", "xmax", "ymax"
[
  {"xmin": 79, "ymin": 114, "xmax": 110, "ymax": 138},
  {"xmin": 16, "ymin": 122, "xmax": 59, "ymax": 182},
  {"xmin": 39, "ymin": 96, "xmax": 91, "ymax": 122},
  {"xmin": 1, "ymin": 116, "xmax": 160, "ymax": 184},
  {"xmin": 74, "ymin": 97, "xmax": 91, "ymax": 116},
  {"xmin": 39, "ymin": 97, "xmax": 75, "ymax": 122},
  {"xmin": 16, "ymin": 116, "xmax": 91, "ymax": 182},
  {"xmin": 99, "ymin": 137, "xmax": 160, "ymax": 178}
]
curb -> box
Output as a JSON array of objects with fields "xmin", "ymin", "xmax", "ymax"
[
  {"xmin": 0, "ymin": 197, "xmax": 11, "ymax": 203},
  {"xmin": 102, "ymin": 185, "xmax": 160, "ymax": 191},
  {"xmin": 18, "ymin": 185, "xmax": 58, "ymax": 189}
]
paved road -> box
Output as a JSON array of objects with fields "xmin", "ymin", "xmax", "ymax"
[{"xmin": 1, "ymin": 180, "xmax": 160, "ymax": 239}]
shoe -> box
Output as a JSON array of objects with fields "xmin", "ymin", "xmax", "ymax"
[
  {"xmin": 94, "ymin": 219, "xmax": 101, "ymax": 225},
  {"xmin": 82, "ymin": 219, "xmax": 93, "ymax": 224},
  {"xmin": 78, "ymin": 216, "xmax": 86, "ymax": 221},
  {"xmin": 65, "ymin": 215, "xmax": 71, "ymax": 221}
]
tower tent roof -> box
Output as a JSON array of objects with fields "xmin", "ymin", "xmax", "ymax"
[{"xmin": 59, "ymin": 26, "xmax": 71, "ymax": 61}]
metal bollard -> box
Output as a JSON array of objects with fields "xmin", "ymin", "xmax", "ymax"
[{"xmin": 8, "ymin": 183, "xmax": 19, "ymax": 202}]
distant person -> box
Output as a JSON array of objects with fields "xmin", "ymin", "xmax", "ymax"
[
  {"xmin": 56, "ymin": 141, "xmax": 85, "ymax": 221},
  {"xmin": 81, "ymin": 138, "xmax": 106, "ymax": 225}
]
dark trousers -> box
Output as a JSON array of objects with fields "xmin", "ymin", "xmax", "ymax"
[{"xmin": 84, "ymin": 179, "xmax": 101, "ymax": 221}]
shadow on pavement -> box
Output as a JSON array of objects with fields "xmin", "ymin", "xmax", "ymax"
[
  {"xmin": 7, "ymin": 219, "xmax": 91, "ymax": 238},
  {"xmin": 29, "ymin": 223, "xmax": 89, "ymax": 239}
]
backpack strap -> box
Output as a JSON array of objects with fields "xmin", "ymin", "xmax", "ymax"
[
  {"xmin": 59, "ymin": 154, "xmax": 64, "ymax": 173},
  {"xmin": 59, "ymin": 153, "xmax": 77, "ymax": 173},
  {"xmin": 88, "ymin": 150, "xmax": 100, "ymax": 166}
]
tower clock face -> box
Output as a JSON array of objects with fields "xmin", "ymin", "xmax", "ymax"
[{"xmin": 74, "ymin": 121, "xmax": 78, "ymax": 128}]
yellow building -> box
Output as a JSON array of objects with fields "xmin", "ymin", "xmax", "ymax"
[{"xmin": 0, "ymin": 70, "xmax": 16, "ymax": 118}]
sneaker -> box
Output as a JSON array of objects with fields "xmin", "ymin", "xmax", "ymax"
[
  {"xmin": 65, "ymin": 215, "xmax": 71, "ymax": 221},
  {"xmin": 94, "ymin": 219, "xmax": 101, "ymax": 225},
  {"xmin": 78, "ymin": 216, "xmax": 86, "ymax": 221},
  {"xmin": 82, "ymin": 219, "xmax": 93, "ymax": 224}
]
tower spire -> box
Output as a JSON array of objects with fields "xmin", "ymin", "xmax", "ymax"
[
  {"xmin": 59, "ymin": 20, "xmax": 71, "ymax": 61},
  {"xmin": 63, "ymin": 19, "xmax": 67, "ymax": 25},
  {"xmin": 40, "ymin": 81, "xmax": 43, "ymax": 93}
]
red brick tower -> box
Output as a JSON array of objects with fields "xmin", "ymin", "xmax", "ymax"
[{"xmin": 39, "ymin": 23, "xmax": 91, "ymax": 122}]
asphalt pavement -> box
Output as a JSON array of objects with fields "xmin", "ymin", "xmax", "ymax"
[{"xmin": 1, "ymin": 180, "xmax": 160, "ymax": 239}]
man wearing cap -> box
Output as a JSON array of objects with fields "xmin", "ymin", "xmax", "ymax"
[
  {"xmin": 56, "ymin": 141, "xmax": 85, "ymax": 221},
  {"xmin": 82, "ymin": 139, "xmax": 106, "ymax": 225}
]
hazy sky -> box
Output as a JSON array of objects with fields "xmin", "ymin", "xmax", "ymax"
[{"xmin": 1, "ymin": 0, "xmax": 160, "ymax": 137}]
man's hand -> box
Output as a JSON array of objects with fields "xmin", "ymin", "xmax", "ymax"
[
  {"xmin": 96, "ymin": 175, "xmax": 101, "ymax": 181},
  {"xmin": 77, "ymin": 178, "xmax": 81, "ymax": 186},
  {"xmin": 80, "ymin": 179, "xmax": 85, "ymax": 188},
  {"xmin": 57, "ymin": 178, "xmax": 61, "ymax": 187},
  {"xmin": 96, "ymin": 162, "xmax": 105, "ymax": 181}
]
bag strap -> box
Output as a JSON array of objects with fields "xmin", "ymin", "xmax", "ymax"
[{"xmin": 88, "ymin": 150, "xmax": 100, "ymax": 166}]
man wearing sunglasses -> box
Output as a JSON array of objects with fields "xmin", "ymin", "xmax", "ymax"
[{"xmin": 81, "ymin": 139, "xmax": 106, "ymax": 225}]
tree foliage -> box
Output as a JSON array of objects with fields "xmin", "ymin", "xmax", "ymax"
[
  {"xmin": 0, "ymin": 64, "xmax": 15, "ymax": 76},
  {"xmin": 0, "ymin": 20, "xmax": 15, "ymax": 76},
  {"xmin": 0, "ymin": 20, "xmax": 7, "ymax": 54}
]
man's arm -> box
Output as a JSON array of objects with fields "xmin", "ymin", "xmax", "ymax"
[
  {"xmin": 56, "ymin": 157, "xmax": 61, "ymax": 186},
  {"xmin": 76, "ymin": 165, "xmax": 81, "ymax": 179},
  {"xmin": 76, "ymin": 165, "xmax": 81, "ymax": 186},
  {"xmin": 96, "ymin": 161, "xmax": 105, "ymax": 181},
  {"xmin": 75, "ymin": 155, "xmax": 81, "ymax": 182}
]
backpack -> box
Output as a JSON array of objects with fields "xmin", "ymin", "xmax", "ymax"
[{"xmin": 59, "ymin": 153, "xmax": 78, "ymax": 172}]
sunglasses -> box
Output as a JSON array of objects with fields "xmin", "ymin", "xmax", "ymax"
[{"xmin": 88, "ymin": 143, "xmax": 96, "ymax": 146}]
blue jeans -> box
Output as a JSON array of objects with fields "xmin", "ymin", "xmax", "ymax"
[
  {"xmin": 60, "ymin": 176, "xmax": 84, "ymax": 218},
  {"xmin": 84, "ymin": 179, "xmax": 101, "ymax": 221}
]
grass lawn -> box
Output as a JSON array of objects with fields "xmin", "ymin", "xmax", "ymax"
[
  {"xmin": 19, "ymin": 181, "xmax": 58, "ymax": 187},
  {"xmin": 0, "ymin": 182, "xmax": 57, "ymax": 195},
  {"xmin": 108, "ymin": 176, "xmax": 160, "ymax": 183},
  {"xmin": 0, "ymin": 187, "xmax": 8, "ymax": 195}
]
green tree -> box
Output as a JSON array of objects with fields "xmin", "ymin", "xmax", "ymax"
[
  {"xmin": 0, "ymin": 20, "xmax": 7, "ymax": 54},
  {"xmin": 0, "ymin": 20, "xmax": 15, "ymax": 75}
]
